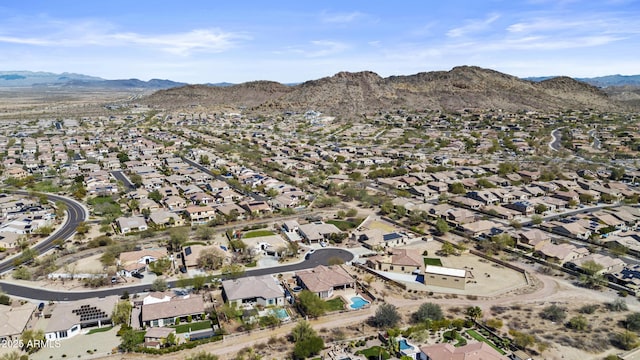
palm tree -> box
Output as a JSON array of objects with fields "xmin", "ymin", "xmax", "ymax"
[{"xmin": 466, "ymin": 306, "xmax": 483, "ymax": 322}]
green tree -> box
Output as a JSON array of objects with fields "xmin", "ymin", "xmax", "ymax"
[
  {"xmin": 291, "ymin": 320, "xmax": 316, "ymax": 342},
  {"xmin": 192, "ymin": 275, "xmax": 207, "ymax": 292},
  {"xmin": 148, "ymin": 190, "xmax": 162, "ymax": 202},
  {"xmin": 435, "ymin": 218, "xmax": 450, "ymax": 235},
  {"xmin": 449, "ymin": 182, "xmax": 466, "ymax": 195},
  {"xmin": 150, "ymin": 278, "xmax": 168, "ymax": 292},
  {"xmin": 20, "ymin": 329, "xmax": 45, "ymax": 353},
  {"xmin": 534, "ymin": 204, "xmax": 548, "ymax": 214},
  {"xmin": 75, "ymin": 221, "xmax": 90, "ymax": 235},
  {"xmin": 196, "ymin": 226, "xmax": 215, "ymax": 240},
  {"xmin": 485, "ymin": 318, "xmax": 503, "ymax": 330},
  {"xmin": 540, "ymin": 304, "xmax": 566, "ymax": 322},
  {"xmin": 149, "ymin": 258, "xmax": 172, "ymax": 275},
  {"xmin": 197, "ymin": 249, "xmax": 225, "ymax": 271},
  {"xmin": 439, "ymin": 242, "xmax": 457, "ymax": 256},
  {"xmin": 112, "ymin": 300, "xmax": 133, "ymax": 326},
  {"xmin": 297, "ymin": 290, "xmax": 327, "ymax": 318},
  {"xmin": 567, "ymin": 315, "xmax": 588, "ymax": 331},
  {"xmin": 412, "ymin": 303, "xmax": 444, "ymax": 323},
  {"xmin": 371, "ymin": 303, "xmax": 401, "ymax": 328},
  {"xmin": 582, "ymin": 260, "xmax": 604, "ymax": 276},
  {"xmin": 607, "ymin": 299, "xmax": 629, "ymax": 312},
  {"xmin": 466, "ymin": 306, "xmax": 483, "ymax": 322},
  {"xmin": 613, "ymin": 331, "xmax": 638, "ymax": 350},
  {"xmin": 12, "ymin": 266, "xmax": 32, "ymax": 280},
  {"xmin": 531, "ymin": 215, "xmax": 543, "ymax": 225},
  {"xmin": 509, "ymin": 329, "xmax": 535, "ymax": 351},
  {"xmin": 293, "ymin": 335, "xmax": 324, "ymax": 360},
  {"xmin": 168, "ymin": 227, "xmax": 188, "ymax": 251},
  {"xmin": 221, "ymin": 263, "xmax": 245, "ymax": 279},
  {"xmin": 625, "ymin": 313, "xmax": 640, "ymax": 331},
  {"xmin": 119, "ymin": 328, "xmax": 141, "ymax": 352}
]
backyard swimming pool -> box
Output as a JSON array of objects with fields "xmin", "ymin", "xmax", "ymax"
[
  {"xmin": 272, "ymin": 308, "xmax": 289, "ymax": 320},
  {"xmin": 399, "ymin": 339, "xmax": 413, "ymax": 351},
  {"xmin": 349, "ymin": 296, "xmax": 370, "ymax": 309}
]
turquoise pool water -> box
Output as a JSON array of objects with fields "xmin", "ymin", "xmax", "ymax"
[
  {"xmin": 349, "ymin": 296, "xmax": 370, "ymax": 309},
  {"xmin": 399, "ymin": 339, "xmax": 413, "ymax": 351},
  {"xmin": 272, "ymin": 308, "xmax": 289, "ymax": 319}
]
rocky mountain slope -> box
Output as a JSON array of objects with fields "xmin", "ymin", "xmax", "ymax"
[{"xmin": 140, "ymin": 65, "xmax": 633, "ymax": 115}]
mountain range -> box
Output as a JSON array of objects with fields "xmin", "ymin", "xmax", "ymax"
[
  {"xmin": 0, "ymin": 71, "xmax": 186, "ymax": 89},
  {"xmin": 1, "ymin": 68, "xmax": 639, "ymax": 114},
  {"xmin": 142, "ymin": 66, "xmax": 638, "ymax": 115}
]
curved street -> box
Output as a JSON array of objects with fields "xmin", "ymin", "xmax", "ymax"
[
  {"xmin": 0, "ymin": 248, "xmax": 354, "ymax": 301},
  {"xmin": 549, "ymin": 127, "xmax": 564, "ymax": 151},
  {"xmin": 0, "ymin": 190, "xmax": 88, "ymax": 273}
]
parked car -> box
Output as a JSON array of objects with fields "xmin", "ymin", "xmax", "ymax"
[{"xmin": 132, "ymin": 272, "xmax": 144, "ymax": 279}]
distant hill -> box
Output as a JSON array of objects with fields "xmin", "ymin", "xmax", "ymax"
[
  {"xmin": 0, "ymin": 71, "xmax": 186, "ymax": 90},
  {"xmin": 143, "ymin": 66, "xmax": 630, "ymax": 115},
  {"xmin": 525, "ymin": 74, "xmax": 640, "ymax": 88},
  {"xmin": 0, "ymin": 71, "xmax": 103, "ymax": 87}
]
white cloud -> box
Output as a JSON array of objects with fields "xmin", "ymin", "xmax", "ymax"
[
  {"xmin": 447, "ymin": 13, "xmax": 501, "ymax": 38},
  {"xmin": 0, "ymin": 18, "xmax": 248, "ymax": 55}
]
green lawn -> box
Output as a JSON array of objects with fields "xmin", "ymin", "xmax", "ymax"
[
  {"xmin": 87, "ymin": 196, "xmax": 117, "ymax": 205},
  {"xmin": 87, "ymin": 326, "xmax": 113, "ymax": 335},
  {"xmin": 243, "ymin": 230, "xmax": 275, "ymax": 238},
  {"xmin": 443, "ymin": 330, "xmax": 467, "ymax": 347},
  {"xmin": 326, "ymin": 219, "xmax": 361, "ymax": 231},
  {"xmin": 355, "ymin": 346, "xmax": 390, "ymax": 360},
  {"xmin": 171, "ymin": 320, "xmax": 212, "ymax": 334},
  {"xmin": 325, "ymin": 297, "xmax": 345, "ymax": 311},
  {"xmin": 424, "ymin": 258, "xmax": 443, "ymax": 266},
  {"xmin": 30, "ymin": 180, "xmax": 61, "ymax": 193},
  {"xmin": 466, "ymin": 329, "xmax": 506, "ymax": 355}
]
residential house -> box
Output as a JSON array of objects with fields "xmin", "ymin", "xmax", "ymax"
[
  {"xmin": 565, "ymin": 253, "xmax": 624, "ymax": 274},
  {"xmin": 185, "ymin": 205, "xmax": 217, "ymax": 225},
  {"xmin": 0, "ymin": 302, "xmax": 37, "ymax": 342},
  {"xmin": 148, "ymin": 210, "xmax": 184, "ymax": 228},
  {"xmin": 296, "ymin": 265, "xmax": 355, "ymax": 299},
  {"xmin": 222, "ymin": 275, "xmax": 285, "ymax": 308},
  {"xmin": 297, "ymin": 222, "xmax": 342, "ymax": 244},
  {"xmin": 118, "ymin": 248, "xmax": 168, "ymax": 277},
  {"xmin": 552, "ymin": 222, "xmax": 592, "ymax": 240},
  {"xmin": 116, "ymin": 216, "xmax": 148, "ymax": 234},
  {"xmin": 367, "ymin": 248, "xmax": 423, "ymax": 274},
  {"xmin": 467, "ymin": 191, "xmax": 499, "ymax": 206},
  {"xmin": 144, "ymin": 327, "xmax": 176, "ymax": 349},
  {"xmin": 460, "ymin": 220, "xmax": 502, "ymax": 239},
  {"xmin": 518, "ymin": 229, "xmax": 551, "ymax": 251},
  {"xmin": 163, "ymin": 195, "xmax": 187, "ymax": 211},
  {"xmin": 45, "ymin": 296, "xmax": 119, "ymax": 340},
  {"xmin": 142, "ymin": 296, "xmax": 206, "ymax": 328},
  {"xmin": 419, "ymin": 342, "xmax": 509, "ymax": 360},
  {"xmin": 535, "ymin": 243, "xmax": 589, "ymax": 264},
  {"xmin": 354, "ymin": 228, "xmax": 408, "ymax": 250},
  {"xmin": 504, "ymin": 201, "xmax": 534, "ymax": 216},
  {"xmin": 240, "ymin": 201, "xmax": 272, "ymax": 215}
]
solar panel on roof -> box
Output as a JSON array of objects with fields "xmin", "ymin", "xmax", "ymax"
[{"xmin": 185, "ymin": 247, "xmax": 192, "ymax": 256}]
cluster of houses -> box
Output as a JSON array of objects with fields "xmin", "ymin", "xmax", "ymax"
[{"xmin": 0, "ymin": 193, "xmax": 55, "ymax": 251}]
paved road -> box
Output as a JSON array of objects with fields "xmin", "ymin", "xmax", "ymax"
[
  {"xmin": 0, "ymin": 248, "xmax": 354, "ymax": 301},
  {"xmin": 588, "ymin": 129, "xmax": 601, "ymax": 150},
  {"xmin": 0, "ymin": 191, "xmax": 88, "ymax": 273},
  {"xmin": 549, "ymin": 127, "xmax": 563, "ymax": 151},
  {"xmin": 110, "ymin": 170, "xmax": 135, "ymax": 191}
]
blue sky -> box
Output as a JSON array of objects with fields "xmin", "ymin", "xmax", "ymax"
[{"xmin": 0, "ymin": 0, "xmax": 638, "ymax": 83}]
